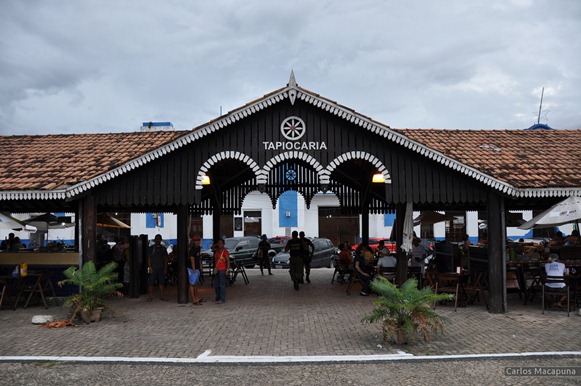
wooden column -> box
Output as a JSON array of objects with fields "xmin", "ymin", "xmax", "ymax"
[
  {"xmin": 487, "ymin": 192, "xmax": 507, "ymax": 313},
  {"xmin": 360, "ymin": 170, "xmax": 376, "ymax": 246},
  {"xmin": 361, "ymin": 207, "xmax": 370, "ymax": 246},
  {"xmin": 177, "ymin": 205, "xmax": 189, "ymax": 304},
  {"xmin": 80, "ymin": 195, "xmax": 96, "ymax": 265},
  {"xmin": 212, "ymin": 206, "xmax": 221, "ymax": 241},
  {"xmin": 395, "ymin": 202, "xmax": 408, "ymax": 285},
  {"xmin": 210, "ymin": 176, "xmax": 222, "ymax": 242}
]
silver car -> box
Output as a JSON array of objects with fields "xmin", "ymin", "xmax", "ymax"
[{"xmin": 272, "ymin": 238, "xmax": 336, "ymax": 269}]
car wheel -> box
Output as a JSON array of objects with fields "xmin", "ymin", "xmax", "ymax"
[{"xmin": 245, "ymin": 264, "xmax": 255, "ymax": 269}]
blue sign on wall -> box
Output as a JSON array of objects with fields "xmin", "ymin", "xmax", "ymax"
[
  {"xmin": 384, "ymin": 213, "xmax": 396, "ymax": 227},
  {"xmin": 146, "ymin": 213, "xmax": 164, "ymax": 228},
  {"xmin": 279, "ymin": 191, "xmax": 298, "ymax": 227}
]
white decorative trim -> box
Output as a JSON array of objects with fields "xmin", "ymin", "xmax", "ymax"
[
  {"xmin": 195, "ymin": 151, "xmax": 260, "ymax": 190},
  {"xmin": 263, "ymin": 151, "xmax": 326, "ymax": 185},
  {"xmin": 326, "ymin": 151, "xmax": 392, "ymax": 184},
  {"xmin": 0, "ymin": 76, "xmax": 578, "ymax": 201},
  {"xmin": 0, "ymin": 190, "xmax": 67, "ymax": 201}
]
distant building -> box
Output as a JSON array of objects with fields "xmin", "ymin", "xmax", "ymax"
[
  {"xmin": 525, "ymin": 123, "xmax": 553, "ymax": 130},
  {"xmin": 140, "ymin": 122, "xmax": 174, "ymax": 131}
]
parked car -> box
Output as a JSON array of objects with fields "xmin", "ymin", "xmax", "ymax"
[
  {"xmin": 201, "ymin": 236, "xmax": 260, "ymax": 269},
  {"xmin": 351, "ymin": 238, "xmax": 396, "ymax": 253},
  {"xmin": 272, "ymin": 238, "xmax": 336, "ymax": 269},
  {"xmin": 268, "ymin": 236, "xmax": 291, "ymax": 246},
  {"xmin": 267, "ymin": 236, "xmax": 291, "ymax": 256}
]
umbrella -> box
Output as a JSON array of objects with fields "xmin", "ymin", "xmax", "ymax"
[
  {"xmin": 0, "ymin": 212, "xmax": 26, "ymax": 229},
  {"xmin": 25, "ymin": 213, "xmax": 74, "ymax": 230},
  {"xmin": 479, "ymin": 212, "xmax": 525, "ymax": 229},
  {"xmin": 518, "ymin": 196, "xmax": 581, "ymax": 230},
  {"xmin": 97, "ymin": 213, "xmax": 130, "ymax": 229},
  {"xmin": 413, "ymin": 211, "xmax": 456, "ymax": 226},
  {"xmin": 0, "ymin": 212, "xmax": 37, "ymax": 232},
  {"xmin": 401, "ymin": 202, "xmax": 414, "ymax": 253}
]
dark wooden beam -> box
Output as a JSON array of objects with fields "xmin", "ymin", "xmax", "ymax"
[
  {"xmin": 395, "ymin": 202, "xmax": 408, "ymax": 285},
  {"xmin": 176, "ymin": 205, "xmax": 189, "ymax": 304},
  {"xmin": 487, "ymin": 192, "xmax": 507, "ymax": 313},
  {"xmin": 81, "ymin": 195, "xmax": 96, "ymax": 265}
]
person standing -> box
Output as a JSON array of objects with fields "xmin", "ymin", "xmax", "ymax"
[
  {"xmin": 147, "ymin": 234, "xmax": 168, "ymax": 302},
  {"xmin": 188, "ymin": 235, "xmax": 202, "ymax": 305},
  {"xmin": 284, "ymin": 231, "xmax": 303, "ymax": 290},
  {"xmin": 213, "ymin": 238, "xmax": 230, "ymax": 304},
  {"xmin": 299, "ymin": 231, "xmax": 315, "ymax": 283},
  {"xmin": 257, "ymin": 234, "xmax": 273, "ymax": 275}
]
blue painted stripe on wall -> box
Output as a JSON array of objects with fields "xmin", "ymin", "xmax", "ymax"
[
  {"xmin": 279, "ymin": 191, "xmax": 298, "ymax": 227},
  {"xmin": 384, "ymin": 213, "xmax": 396, "ymax": 227},
  {"xmin": 146, "ymin": 213, "xmax": 164, "ymax": 228}
]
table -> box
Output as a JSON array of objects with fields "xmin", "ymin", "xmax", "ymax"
[
  {"xmin": 229, "ymin": 259, "xmax": 249, "ymax": 285},
  {"xmin": 0, "ymin": 271, "xmax": 54, "ymax": 310}
]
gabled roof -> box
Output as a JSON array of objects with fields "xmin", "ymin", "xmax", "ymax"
[
  {"xmin": 395, "ymin": 128, "xmax": 581, "ymax": 197},
  {"xmin": 0, "ymin": 131, "xmax": 186, "ymax": 199},
  {"xmin": 0, "ymin": 74, "xmax": 580, "ymax": 201}
]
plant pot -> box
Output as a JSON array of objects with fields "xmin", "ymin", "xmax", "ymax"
[{"xmin": 80, "ymin": 307, "xmax": 103, "ymax": 323}]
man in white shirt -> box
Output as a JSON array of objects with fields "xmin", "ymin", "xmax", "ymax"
[
  {"xmin": 544, "ymin": 254, "xmax": 567, "ymax": 307},
  {"xmin": 377, "ymin": 253, "xmax": 397, "ymax": 269}
]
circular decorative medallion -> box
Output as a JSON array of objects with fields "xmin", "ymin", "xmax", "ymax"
[
  {"xmin": 280, "ymin": 116, "xmax": 306, "ymax": 141},
  {"xmin": 285, "ymin": 169, "xmax": 297, "ymax": 181}
]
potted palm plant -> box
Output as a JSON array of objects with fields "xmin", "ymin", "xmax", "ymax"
[
  {"xmin": 362, "ymin": 277, "xmax": 454, "ymax": 345},
  {"xmin": 58, "ymin": 260, "xmax": 123, "ymax": 323}
]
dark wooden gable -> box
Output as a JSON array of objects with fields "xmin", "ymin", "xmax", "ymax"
[{"xmin": 92, "ymin": 96, "xmax": 492, "ymax": 214}]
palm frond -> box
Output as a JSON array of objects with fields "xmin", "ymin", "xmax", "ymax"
[{"xmin": 362, "ymin": 277, "xmax": 454, "ymax": 345}]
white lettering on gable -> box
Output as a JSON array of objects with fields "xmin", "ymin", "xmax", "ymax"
[{"xmin": 263, "ymin": 141, "xmax": 327, "ymax": 150}]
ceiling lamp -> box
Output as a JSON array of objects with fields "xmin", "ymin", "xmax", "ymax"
[{"xmin": 372, "ymin": 173, "xmax": 385, "ymax": 183}]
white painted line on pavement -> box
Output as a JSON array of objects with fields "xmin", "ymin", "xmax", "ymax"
[{"xmin": 1, "ymin": 351, "xmax": 580, "ymax": 364}]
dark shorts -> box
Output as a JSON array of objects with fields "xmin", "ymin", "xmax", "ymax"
[{"xmin": 149, "ymin": 268, "xmax": 166, "ymax": 286}]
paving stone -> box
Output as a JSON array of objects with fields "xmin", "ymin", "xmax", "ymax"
[{"xmin": 0, "ymin": 268, "xmax": 580, "ymax": 359}]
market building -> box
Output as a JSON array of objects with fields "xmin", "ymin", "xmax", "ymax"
[{"xmin": 1, "ymin": 72, "xmax": 580, "ymax": 313}]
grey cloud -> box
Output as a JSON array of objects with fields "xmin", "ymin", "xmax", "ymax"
[{"xmin": 0, "ymin": 0, "xmax": 580, "ymax": 135}]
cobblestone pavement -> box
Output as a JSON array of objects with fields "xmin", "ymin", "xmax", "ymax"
[
  {"xmin": 1, "ymin": 268, "xmax": 581, "ymax": 377},
  {"xmin": 1, "ymin": 269, "xmax": 581, "ymax": 358}
]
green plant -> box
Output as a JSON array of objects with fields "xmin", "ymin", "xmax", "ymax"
[
  {"xmin": 58, "ymin": 261, "xmax": 123, "ymax": 322},
  {"xmin": 362, "ymin": 277, "xmax": 454, "ymax": 345}
]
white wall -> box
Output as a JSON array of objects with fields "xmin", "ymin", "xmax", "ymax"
[{"xmin": 130, "ymin": 212, "xmax": 178, "ymax": 243}]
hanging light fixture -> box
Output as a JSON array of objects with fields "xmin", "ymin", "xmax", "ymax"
[
  {"xmin": 372, "ymin": 173, "xmax": 385, "ymax": 183},
  {"xmin": 201, "ymin": 175, "xmax": 211, "ymax": 185}
]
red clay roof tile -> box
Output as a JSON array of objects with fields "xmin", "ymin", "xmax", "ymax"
[
  {"xmin": 0, "ymin": 131, "xmax": 186, "ymax": 191},
  {"xmin": 395, "ymin": 128, "xmax": 581, "ymax": 189},
  {"xmin": 0, "ymin": 128, "xmax": 579, "ymax": 193}
]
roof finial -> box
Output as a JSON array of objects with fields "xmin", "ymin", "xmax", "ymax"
[
  {"xmin": 288, "ymin": 70, "xmax": 297, "ymax": 105},
  {"xmin": 288, "ymin": 70, "xmax": 297, "ymax": 88}
]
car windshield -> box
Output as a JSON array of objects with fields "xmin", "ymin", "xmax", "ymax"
[{"xmin": 224, "ymin": 239, "xmax": 240, "ymax": 250}]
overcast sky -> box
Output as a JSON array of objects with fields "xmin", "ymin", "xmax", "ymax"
[{"xmin": 1, "ymin": 0, "xmax": 580, "ymax": 135}]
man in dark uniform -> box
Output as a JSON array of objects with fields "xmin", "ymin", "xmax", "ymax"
[
  {"xmin": 284, "ymin": 230, "xmax": 303, "ymax": 290},
  {"xmin": 299, "ymin": 231, "xmax": 315, "ymax": 283},
  {"xmin": 257, "ymin": 234, "xmax": 273, "ymax": 275},
  {"xmin": 147, "ymin": 234, "xmax": 168, "ymax": 302}
]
